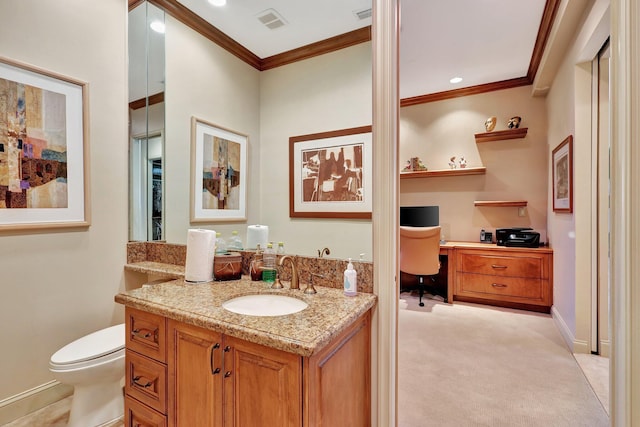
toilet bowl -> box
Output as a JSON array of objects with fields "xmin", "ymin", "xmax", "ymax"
[{"xmin": 49, "ymin": 323, "xmax": 125, "ymax": 427}]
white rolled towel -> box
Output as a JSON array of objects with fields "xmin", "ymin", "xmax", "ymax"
[{"xmin": 185, "ymin": 229, "xmax": 216, "ymax": 283}]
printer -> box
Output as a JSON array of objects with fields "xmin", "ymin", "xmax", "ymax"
[{"xmin": 496, "ymin": 227, "xmax": 540, "ymax": 248}]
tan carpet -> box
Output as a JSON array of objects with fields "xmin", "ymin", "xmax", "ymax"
[{"xmin": 398, "ymin": 293, "xmax": 609, "ymax": 427}]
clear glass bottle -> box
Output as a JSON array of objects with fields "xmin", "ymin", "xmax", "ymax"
[
  {"xmin": 228, "ymin": 230, "xmax": 243, "ymax": 250},
  {"xmin": 262, "ymin": 243, "xmax": 276, "ymax": 283},
  {"xmin": 277, "ymin": 241, "xmax": 285, "ymax": 255},
  {"xmin": 215, "ymin": 232, "xmax": 227, "ymax": 254}
]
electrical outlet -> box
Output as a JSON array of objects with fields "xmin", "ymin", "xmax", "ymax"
[{"xmin": 518, "ymin": 207, "xmax": 526, "ymax": 217}]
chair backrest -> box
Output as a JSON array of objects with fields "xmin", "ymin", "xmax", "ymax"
[{"xmin": 399, "ymin": 226, "xmax": 441, "ymax": 276}]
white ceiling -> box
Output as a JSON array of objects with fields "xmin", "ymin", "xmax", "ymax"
[{"xmin": 130, "ymin": 0, "xmax": 547, "ymax": 101}]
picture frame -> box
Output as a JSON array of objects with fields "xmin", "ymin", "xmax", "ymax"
[
  {"xmin": 190, "ymin": 117, "xmax": 247, "ymax": 222},
  {"xmin": 0, "ymin": 56, "xmax": 90, "ymax": 231},
  {"xmin": 552, "ymin": 135, "xmax": 573, "ymax": 213},
  {"xmin": 289, "ymin": 125, "xmax": 372, "ymax": 219}
]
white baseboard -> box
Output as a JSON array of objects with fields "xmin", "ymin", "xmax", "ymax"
[
  {"xmin": 600, "ymin": 340, "xmax": 611, "ymax": 357},
  {"xmin": 0, "ymin": 381, "xmax": 73, "ymax": 425},
  {"xmin": 551, "ymin": 305, "xmax": 574, "ymax": 351}
]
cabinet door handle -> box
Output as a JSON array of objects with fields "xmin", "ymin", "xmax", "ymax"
[
  {"xmin": 222, "ymin": 345, "xmax": 232, "ymax": 379},
  {"xmin": 132, "ymin": 375, "xmax": 154, "ymax": 388},
  {"xmin": 210, "ymin": 343, "xmax": 220, "ymax": 375},
  {"xmin": 491, "ymin": 283, "xmax": 508, "ymax": 288},
  {"xmin": 491, "ymin": 264, "xmax": 507, "ymax": 269}
]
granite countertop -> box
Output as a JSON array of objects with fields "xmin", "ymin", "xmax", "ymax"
[
  {"xmin": 125, "ymin": 261, "xmax": 185, "ymax": 279},
  {"xmin": 115, "ymin": 277, "xmax": 377, "ymax": 357}
]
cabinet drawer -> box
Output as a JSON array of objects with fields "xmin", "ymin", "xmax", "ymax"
[
  {"xmin": 126, "ymin": 307, "xmax": 166, "ymax": 362},
  {"xmin": 458, "ymin": 253, "xmax": 542, "ymax": 278},
  {"xmin": 125, "ymin": 395, "xmax": 167, "ymax": 427},
  {"xmin": 126, "ymin": 350, "xmax": 167, "ymax": 414},
  {"xmin": 458, "ymin": 272, "xmax": 544, "ymax": 301}
]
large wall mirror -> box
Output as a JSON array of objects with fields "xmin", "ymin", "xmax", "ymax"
[
  {"xmin": 127, "ymin": 0, "xmax": 373, "ymax": 260},
  {"xmin": 128, "ymin": 1, "xmax": 165, "ymax": 241}
]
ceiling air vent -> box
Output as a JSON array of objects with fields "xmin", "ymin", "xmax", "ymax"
[
  {"xmin": 354, "ymin": 8, "xmax": 372, "ymax": 20},
  {"xmin": 256, "ymin": 9, "xmax": 287, "ymax": 30}
]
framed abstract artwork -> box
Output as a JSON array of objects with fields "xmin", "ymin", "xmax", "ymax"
[
  {"xmin": 0, "ymin": 56, "xmax": 90, "ymax": 231},
  {"xmin": 190, "ymin": 117, "xmax": 247, "ymax": 222},
  {"xmin": 289, "ymin": 125, "xmax": 372, "ymax": 219},
  {"xmin": 552, "ymin": 135, "xmax": 573, "ymax": 213}
]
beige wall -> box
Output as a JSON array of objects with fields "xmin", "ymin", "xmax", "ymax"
[
  {"xmin": 258, "ymin": 43, "xmax": 373, "ymax": 260},
  {"xmin": 0, "ymin": 0, "xmax": 128, "ymax": 408},
  {"xmin": 400, "ymin": 85, "xmax": 548, "ymax": 243},
  {"xmin": 163, "ymin": 15, "xmax": 261, "ymax": 244},
  {"xmin": 545, "ymin": 0, "xmax": 609, "ymax": 353}
]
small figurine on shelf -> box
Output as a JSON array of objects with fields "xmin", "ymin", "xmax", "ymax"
[
  {"xmin": 508, "ymin": 116, "xmax": 522, "ymax": 129},
  {"xmin": 402, "ymin": 157, "xmax": 428, "ymax": 172},
  {"xmin": 459, "ymin": 156, "xmax": 467, "ymax": 168},
  {"xmin": 410, "ymin": 157, "xmax": 428, "ymax": 171},
  {"xmin": 448, "ymin": 156, "xmax": 457, "ymax": 169}
]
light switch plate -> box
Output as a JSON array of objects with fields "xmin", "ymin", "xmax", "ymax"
[{"xmin": 518, "ymin": 207, "xmax": 526, "ymax": 217}]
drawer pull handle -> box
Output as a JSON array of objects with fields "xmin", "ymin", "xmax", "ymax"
[
  {"xmin": 131, "ymin": 328, "xmax": 155, "ymax": 340},
  {"xmin": 224, "ymin": 371, "xmax": 232, "ymax": 378},
  {"xmin": 491, "ymin": 283, "xmax": 508, "ymax": 288},
  {"xmin": 132, "ymin": 375, "xmax": 154, "ymax": 388},
  {"xmin": 491, "ymin": 265, "xmax": 508, "ymax": 269}
]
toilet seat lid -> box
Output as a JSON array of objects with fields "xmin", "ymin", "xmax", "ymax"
[{"xmin": 51, "ymin": 323, "xmax": 125, "ymax": 365}]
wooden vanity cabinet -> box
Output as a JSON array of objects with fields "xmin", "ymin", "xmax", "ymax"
[{"xmin": 125, "ymin": 307, "xmax": 371, "ymax": 427}]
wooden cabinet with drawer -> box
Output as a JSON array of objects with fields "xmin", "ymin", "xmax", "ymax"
[
  {"xmin": 454, "ymin": 247, "xmax": 553, "ymax": 312},
  {"xmin": 123, "ymin": 305, "xmax": 371, "ymax": 427},
  {"xmin": 124, "ymin": 307, "xmax": 168, "ymax": 426}
]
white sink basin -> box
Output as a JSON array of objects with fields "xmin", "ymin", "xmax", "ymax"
[{"xmin": 222, "ymin": 294, "xmax": 308, "ymax": 317}]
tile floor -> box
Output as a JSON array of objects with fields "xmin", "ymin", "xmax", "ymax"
[
  {"xmin": 574, "ymin": 352, "xmax": 610, "ymax": 415},
  {"xmin": 3, "ymin": 396, "xmax": 123, "ymax": 427}
]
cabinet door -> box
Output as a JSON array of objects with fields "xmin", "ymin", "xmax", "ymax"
[
  {"xmin": 222, "ymin": 336, "xmax": 302, "ymax": 427},
  {"xmin": 168, "ymin": 320, "xmax": 223, "ymax": 427},
  {"xmin": 305, "ymin": 312, "xmax": 371, "ymax": 427}
]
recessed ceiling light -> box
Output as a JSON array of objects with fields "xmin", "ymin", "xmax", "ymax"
[
  {"xmin": 208, "ymin": 0, "xmax": 226, "ymax": 6},
  {"xmin": 150, "ymin": 20, "xmax": 165, "ymax": 34},
  {"xmin": 449, "ymin": 77, "xmax": 463, "ymax": 84}
]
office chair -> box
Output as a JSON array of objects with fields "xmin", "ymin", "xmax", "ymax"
[{"xmin": 399, "ymin": 225, "xmax": 444, "ymax": 306}]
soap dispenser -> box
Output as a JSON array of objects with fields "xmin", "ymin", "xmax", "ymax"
[{"xmin": 343, "ymin": 258, "xmax": 357, "ymax": 296}]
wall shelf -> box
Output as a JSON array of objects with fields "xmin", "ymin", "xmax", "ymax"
[
  {"xmin": 474, "ymin": 200, "xmax": 528, "ymax": 207},
  {"xmin": 400, "ymin": 167, "xmax": 486, "ymax": 179},
  {"xmin": 475, "ymin": 127, "xmax": 528, "ymax": 143}
]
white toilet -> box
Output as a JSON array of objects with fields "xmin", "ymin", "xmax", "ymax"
[{"xmin": 49, "ymin": 323, "xmax": 125, "ymax": 427}]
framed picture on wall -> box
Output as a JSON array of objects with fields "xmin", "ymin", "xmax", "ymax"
[
  {"xmin": 289, "ymin": 125, "xmax": 372, "ymax": 219},
  {"xmin": 190, "ymin": 117, "xmax": 248, "ymax": 222},
  {"xmin": 552, "ymin": 135, "xmax": 573, "ymax": 213},
  {"xmin": 0, "ymin": 56, "xmax": 90, "ymax": 231}
]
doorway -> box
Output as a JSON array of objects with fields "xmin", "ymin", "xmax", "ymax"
[
  {"xmin": 130, "ymin": 133, "xmax": 164, "ymax": 241},
  {"xmin": 591, "ymin": 40, "xmax": 610, "ymax": 357}
]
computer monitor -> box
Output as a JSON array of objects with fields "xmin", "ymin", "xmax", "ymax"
[{"xmin": 400, "ymin": 206, "xmax": 439, "ymax": 227}]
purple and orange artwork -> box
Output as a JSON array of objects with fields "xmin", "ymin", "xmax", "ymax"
[{"xmin": 0, "ymin": 77, "xmax": 68, "ymax": 209}]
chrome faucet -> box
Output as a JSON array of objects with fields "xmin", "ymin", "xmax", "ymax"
[
  {"xmin": 318, "ymin": 247, "xmax": 330, "ymax": 258},
  {"xmin": 276, "ymin": 255, "xmax": 299, "ymax": 290}
]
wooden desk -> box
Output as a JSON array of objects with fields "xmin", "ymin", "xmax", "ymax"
[{"xmin": 437, "ymin": 242, "xmax": 553, "ymax": 313}]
